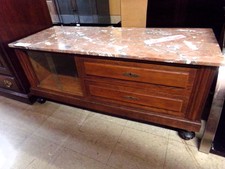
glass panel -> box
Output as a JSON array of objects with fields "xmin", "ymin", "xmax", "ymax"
[
  {"xmin": 55, "ymin": 0, "xmax": 79, "ymax": 24},
  {"xmin": 27, "ymin": 51, "xmax": 83, "ymax": 96},
  {"xmin": 53, "ymin": 0, "xmax": 121, "ymax": 25}
]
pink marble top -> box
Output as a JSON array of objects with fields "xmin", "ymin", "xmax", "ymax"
[{"xmin": 9, "ymin": 26, "xmax": 225, "ymax": 66}]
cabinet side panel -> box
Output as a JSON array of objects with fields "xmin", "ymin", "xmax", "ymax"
[
  {"xmin": 0, "ymin": 0, "xmax": 52, "ymax": 43},
  {"xmin": 15, "ymin": 50, "xmax": 39, "ymax": 87},
  {"xmin": 0, "ymin": 45, "xmax": 11, "ymax": 75},
  {"xmin": 187, "ymin": 67, "xmax": 217, "ymax": 121},
  {"xmin": 0, "ymin": 0, "xmax": 52, "ymax": 101}
]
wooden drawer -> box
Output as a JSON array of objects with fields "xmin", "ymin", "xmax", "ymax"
[
  {"xmin": 81, "ymin": 58, "xmax": 196, "ymax": 88},
  {"xmin": 0, "ymin": 74, "xmax": 19, "ymax": 91},
  {"xmin": 85, "ymin": 80, "xmax": 190, "ymax": 117}
]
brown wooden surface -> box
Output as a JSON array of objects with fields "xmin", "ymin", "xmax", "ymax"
[
  {"xmin": 0, "ymin": 0, "xmax": 52, "ymax": 43},
  {"xmin": 186, "ymin": 67, "xmax": 218, "ymax": 120},
  {"xmin": 77, "ymin": 56, "xmax": 217, "ymax": 130},
  {"xmin": 83, "ymin": 58, "xmax": 193, "ymax": 88},
  {"xmin": 30, "ymin": 86, "xmax": 202, "ymax": 131},
  {"xmin": 0, "ymin": 87, "xmax": 36, "ymax": 104},
  {"xmin": 0, "ymin": 74, "xmax": 19, "ymax": 91},
  {"xmin": 37, "ymin": 74, "xmax": 83, "ymax": 96},
  {"xmin": 88, "ymin": 82, "xmax": 183, "ymax": 111},
  {"xmin": 16, "ymin": 51, "xmax": 217, "ymax": 132},
  {"xmin": 15, "ymin": 50, "xmax": 40, "ymax": 88},
  {"xmin": 79, "ymin": 56, "xmax": 201, "ymax": 119},
  {"xmin": 84, "ymin": 77, "xmax": 196, "ymax": 116},
  {"xmin": 29, "ymin": 54, "xmax": 52, "ymax": 83},
  {"xmin": 17, "ymin": 50, "xmax": 84, "ymax": 97},
  {"xmin": 75, "ymin": 56, "xmax": 88, "ymax": 97},
  {"xmin": 0, "ymin": 0, "xmax": 52, "ymax": 102},
  {"xmin": 0, "ymin": 45, "xmax": 11, "ymax": 75}
]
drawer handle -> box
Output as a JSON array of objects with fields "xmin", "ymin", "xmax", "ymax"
[
  {"xmin": 3, "ymin": 80, "xmax": 13, "ymax": 88},
  {"xmin": 123, "ymin": 72, "xmax": 139, "ymax": 78},
  {"xmin": 123, "ymin": 95, "xmax": 138, "ymax": 101}
]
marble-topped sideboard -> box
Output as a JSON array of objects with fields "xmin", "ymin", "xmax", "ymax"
[{"xmin": 9, "ymin": 26, "xmax": 225, "ymax": 140}]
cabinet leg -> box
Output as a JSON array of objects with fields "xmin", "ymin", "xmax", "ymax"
[
  {"xmin": 37, "ymin": 97, "xmax": 46, "ymax": 104},
  {"xmin": 178, "ymin": 130, "xmax": 195, "ymax": 140}
]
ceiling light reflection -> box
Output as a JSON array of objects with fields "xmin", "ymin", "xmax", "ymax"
[{"xmin": 0, "ymin": 136, "xmax": 17, "ymax": 169}]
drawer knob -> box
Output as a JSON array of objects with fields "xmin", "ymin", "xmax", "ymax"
[
  {"xmin": 3, "ymin": 80, "xmax": 13, "ymax": 88},
  {"xmin": 123, "ymin": 95, "xmax": 138, "ymax": 101},
  {"xmin": 123, "ymin": 72, "xmax": 139, "ymax": 78}
]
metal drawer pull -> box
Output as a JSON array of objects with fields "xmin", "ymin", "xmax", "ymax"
[
  {"xmin": 123, "ymin": 72, "xmax": 139, "ymax": 78},
  {"xmin": 3, "ymin": 80, "xmax": 13, "ymax": 88},
  {"xmin": 123, "ymin": 95, "xmax": 138, "ymax": 101}
]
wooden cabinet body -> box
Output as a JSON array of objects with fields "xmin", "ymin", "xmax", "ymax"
[
  {"xmin": 0, "ymin": 0, "xmax": 52, "ymax": 103},
  {"xmin": 0, "ymin": 45, "xmax": 11, "ymax": 75},
  {"xmin": 15, "ymin": 50, "xmax": 217, "ymax": 131}
]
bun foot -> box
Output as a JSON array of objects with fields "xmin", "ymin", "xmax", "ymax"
[
  {"xmin": 37, "ymin": 97, "xmax": 46, "ymax": 104},
  {"xmin": 178, "ymin": 130, "xmax": 195, "ymax": 140}
]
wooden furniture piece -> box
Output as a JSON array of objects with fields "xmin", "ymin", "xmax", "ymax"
[
  {"xmin": 9, "ymin": 26, "xmax": 225, "ymax": 139},
  {"xmin": 0, "ymin": 0, "xmax": 52, "ymax": 103}
]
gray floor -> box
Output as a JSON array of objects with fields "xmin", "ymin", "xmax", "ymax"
[{"xmin": 0, "ymin": 96, "xmax": 224, "ymax": 169}]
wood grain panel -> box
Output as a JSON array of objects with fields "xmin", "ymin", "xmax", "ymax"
[
  {"xmin": 30, "ymin": 86, "xmax": 202, "ymax": 131},
  {"xmin": 84, "ymin": 61, "xmax": 190, "ymax": 88},
  {"xmin": 88, "ymin": 83, "xmax": 183, "ymax": 112},
  {"xmin": 0, "ymin": 0, "xmax": 52, "ymax": 102},
  {"xmin": 0, "ymin": 74, "xmax": 19, "ymax": 91}
]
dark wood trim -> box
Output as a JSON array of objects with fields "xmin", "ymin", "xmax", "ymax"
[
  {"xmin": 15, "ymin": 50, "xmax": 216, "ymax": 132},
  {"xmin": 0, "ymin": 87, "xmax": 36, "ymax": 104},
  {"xmin": 75, "ymin": 56, "xmax": 87, "ymax": 97},
  {"xmin": 31, "ymin": 87, "xmax": 201, "ymax": 131},
  {"xmin": 187, "ymin": 67, "xmax": 217, "ymax": 120},
  {"xmin": 0, "ymin": 0, "xmax": 52, "ymax": 102},
  {"xmin": 15, "ymin": 50, "xmax": 40, "ymax": 87}
]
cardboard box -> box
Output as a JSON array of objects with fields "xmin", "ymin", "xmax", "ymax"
[
  {"xmin": 109, "ymin": 0, "xmax": 121, "ymax": 16},
  {"xmin": 121, "ymin": 0, "xmax": 148, "ymax": 28}
]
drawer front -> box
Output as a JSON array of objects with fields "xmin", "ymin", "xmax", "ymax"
[
  {"xmin": 0, "ymin": 74, "xmax": 19, "ymax": 91},
  {"xmin": 85, "ymin": 80, "xmax": 188, "ymax": 117},
  {"xmin": 82, "ymin": 59, "xmax": 195, "ymax": 88}
]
